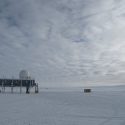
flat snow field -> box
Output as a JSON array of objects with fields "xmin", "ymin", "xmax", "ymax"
[{"xmin": 0, "ymin": 87, "xmax": 125, "ymax": 125}]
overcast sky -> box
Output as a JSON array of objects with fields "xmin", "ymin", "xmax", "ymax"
[{"xmin": 0, "ymin": 0, "xmax": 125, "ymax": 87}]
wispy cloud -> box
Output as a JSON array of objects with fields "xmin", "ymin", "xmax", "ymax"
[{"xmin": 0, "ymin": 0, "xmax": 125, "ymax": 86}]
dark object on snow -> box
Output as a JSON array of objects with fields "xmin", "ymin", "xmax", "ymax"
[{"xmin": 84, "ymin": 89, "xmax": 91, "ymax": 93}]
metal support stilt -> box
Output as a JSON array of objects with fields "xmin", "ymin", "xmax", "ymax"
[
  {"xmin": 11, "ymin": 81, "xmax": 13, "ymax": 93},
  {"xmin": 26, "ymin": 80, "xmax": 30, "ymax": 94},
  {"xmin": 2, "ymin": 80, "xmax": 5, "ymax": 93},
  {"xmin": 29, "ymin": 80, "xmax": 31, "ymax": 93},
  {"xmin": 2, "ymin": 81, "xmax": 3, "ymax": 93},
  {"xmin": 20, "ymin": 80, "xmax": 22, "ymax": 94},
  {"xmin": 3, "ymin": 85, "xmax": 5, "ymax": 93},
  {"xmin": 35, "ymin": 83, "xmax": 39, "ymax": 93},
  {"xmin": 26, "ymin": 86, "xmax": 30, "ymax": 94}
]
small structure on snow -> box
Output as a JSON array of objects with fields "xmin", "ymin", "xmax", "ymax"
[{"xmin": 84, "ymin": 88, "xmax": 91, "ymax": 93}]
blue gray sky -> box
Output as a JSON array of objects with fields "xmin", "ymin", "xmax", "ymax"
[{"xmin": 0, "ymin": 0, "xmax": 125, "ymax": 87}]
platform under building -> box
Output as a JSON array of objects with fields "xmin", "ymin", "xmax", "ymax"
[
  {"xmin": 0, "ymin": 79, "xmax": 39, "ymax": 94},
  {"xmin": 0, "ymin": 70, "xmax": 39, "ymax": 94}
]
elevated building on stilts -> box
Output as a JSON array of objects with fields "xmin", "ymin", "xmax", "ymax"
[{"xmin": 0, "ymin": 70, "xmax": 39, "ymax": 94}]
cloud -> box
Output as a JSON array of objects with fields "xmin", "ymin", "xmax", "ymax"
[{"xmin": 0, "ymin": 0, "xmax": 125, "ymax": 86}]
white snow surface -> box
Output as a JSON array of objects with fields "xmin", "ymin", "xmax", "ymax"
[{"xmin": 0, "ymin": 86, "xmax": 125, "ymax": 125}]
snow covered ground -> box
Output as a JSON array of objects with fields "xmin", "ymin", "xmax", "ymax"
[{"xmin": 0, "ymin": 86, "xmax": 125, "ymax": 125}]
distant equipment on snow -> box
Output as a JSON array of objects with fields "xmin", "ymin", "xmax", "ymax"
[{"xmin": 84, "ymin": 88, "xmax": 91, "ymax": 93}]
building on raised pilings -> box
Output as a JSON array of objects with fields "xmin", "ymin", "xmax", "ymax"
[{"xmin": 0, "ymin": 70, "xmax": 39, "ymax": 94}]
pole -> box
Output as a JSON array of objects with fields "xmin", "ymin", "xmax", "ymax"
[
  {"xmin": 11, "ymin": 80, "xmax": 13, "ymax": 93},
  {"xmin": 2, "ymin": 81, "xmax": 3, "ymax": 93},
  {"xmin": 26, "ymin": 80, "xmax": 29, "ymax": 94},
  {"xmin": 35, "ymin": 83, "xmax": 39, "ymax": 93},
  {"xmin": 3, "ymin": 80, "xmax": 5, "ymax": 93},
  {"xmin": 20, "ymin": 80, "xmax": 22, "ymax": 94}
]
